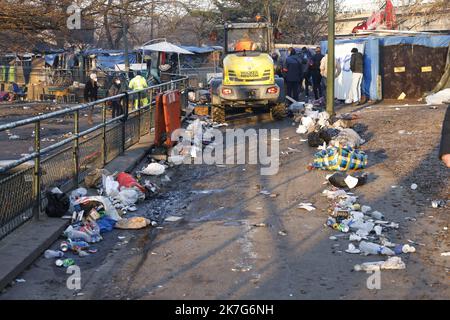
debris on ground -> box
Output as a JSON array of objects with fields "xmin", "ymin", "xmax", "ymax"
[
  {"xmin": 298, "ymin": 203, "xmax": 316, "ymax": 211},
  {"xmin": 354, "ymin": 257, "xmax": 406, "ymax": 271},
  {"xmin": 141, "ymin": 162, "xmax": 166, "ymax": 176},
  {"xmin": 431, "ymin": 200, "xmax": 446, "ymax": 208},
  {"xmin": 327, "ymin": 172, "xmax": 368, "ymax": 189},
  {"xmin": 115, "ymin": 217, "xmax": 151, "ymax": 230},
  {"xmin": 311, "ymin": 146, "xmax": 368, "ymax": 171},
  {"xmin": 165, "ymin": 215, "xmax": 183, "ymax": 222},
  {"xmin": 425, "ymin": 88, "xmax": 450, "ymax": 105}
]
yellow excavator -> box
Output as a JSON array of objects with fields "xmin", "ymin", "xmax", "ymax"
[{"xmin": 210, "ymin": 22, "xmax": 286, "ymax": 122}]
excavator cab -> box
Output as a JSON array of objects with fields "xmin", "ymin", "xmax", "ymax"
[{"xmin": 210, "ymin": 22, "xmax": 286, "ymax": 123}]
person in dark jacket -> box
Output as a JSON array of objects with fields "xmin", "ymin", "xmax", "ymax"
[
  {"xmin": 84, "ymin": 72, "xmax": 99, "ymax": 124},
  {"xmin": 108, "ymin": 77, "xmax": 123, "ymax": 119},
  {"xmin": 310, "ymin": 46, "xmax": 324, "ymax": 100},
  {"xmin": 349, "ymin": 48, "xmax": 364, "ymax": 105},
  {"xmin": 284, "ymin": 48, "xmax": 302, "ymax": 102},
  {"xmin": 439, "ymin": 105, "xmax": 450, "ymax": 168},
  {"xmin": 299, "ymin": 47, "xmax": 312, "ymax": 98}
]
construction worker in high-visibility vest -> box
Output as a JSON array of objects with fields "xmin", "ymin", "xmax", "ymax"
[{"xmin": 128, "ymin": 71, "xmax": 149, "ymax": 109}]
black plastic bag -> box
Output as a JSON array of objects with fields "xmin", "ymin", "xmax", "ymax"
[
  {"xmin": 45, "ymin": 189, "xmax": 70, "ymax": 217},
  {"xmin": 307, "ymin": 132, "xmax": 325, "ymax": 147},
  {"xmin": 328, "ymin": 172, "xmax": 368, "ymax": 189}
]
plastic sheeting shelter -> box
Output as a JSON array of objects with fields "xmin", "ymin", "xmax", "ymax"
[{"xmin": 321, "ymin": 35, "xmax": 450, "ymax": 101}]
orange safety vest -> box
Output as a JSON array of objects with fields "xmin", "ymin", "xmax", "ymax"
[{"xmin": 235, "ymin": 40, "xmax": 254, "ymax": 51}]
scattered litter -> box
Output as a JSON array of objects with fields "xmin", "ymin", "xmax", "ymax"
[
  {"xmin": 165, "ymin": 215, "xmax": 183, "ymax": 222},
  {"xmin": 329, "ymin": 236, "xmax": 338, "ymax": 241},
  {"xmin": 354, "ymin": 257, "xmax": 406, "ymax": 271},
  {"xmin": 15, "ymin": 278, "xmax": 26, "ymax": 283},
  {"xmin": 441, "ymin": 252, "xmax": 450, "ymax": 257},
  {"xmin": 431, "ymin": 200, "xmax": 446, "ymax": 208},
  {"xmin": 327, "ymin": 172, "xmax": 367, "ymax": 189},
  {"xmin": 44, "ymin": 250, "xmax": 64, "ymax": 259},
  {"xmin": 359, "ymin": 241, "xmax": 395, "ymax": 256},
  {"xmin": 232, "ymin": 267, "xmax": 251, "ymax": 272},
  {"xmin": 141, "ymin": 163, "xmax": 166, "ymax": 176},
  {"xmin": 410, "ymin": 183, "xmax": 418, "ymax": 190},
  {"xmin": 278, "ymin": 230, "xmax": 287, "ymax": 236},
  {"xmin": 253, "ymin": 223, "xmax": 268, "ymax": 227},
  {"xmin": 345, "ymin": 243, "xmax": 361, "ymax": 254},
  {"xmin": 8, "ymin": 135, "xmax": 20, "ymax": 140},
  {"xmin": 115, "ymin": 217, "xmax": 151, "ymax": 230},
  {"xmin": 298, "ymin": 203, "xmax": 316, "ymax": 211},
  {"xmin": 118, "ymin": 236, "xmax": 126, "ymax": 240}
]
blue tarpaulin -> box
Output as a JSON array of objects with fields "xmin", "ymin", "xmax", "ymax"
[
  {"xmin": 96, "ymin": 54, "xmax": 137, "ymax": 71},
  {"xmin": 179, "ymin": 46, "xmax": 222, "ymax": 54},
  {"xmin": 321, "ymin": 35, "xmax": 450, "ymax": 100},
  {"xmin": 380, "ymin": 35, "xmax": 450, "ymax": 48},
  {"xmin": 44, "ymin": 54, "xmax": 57, "ymax": 66}
]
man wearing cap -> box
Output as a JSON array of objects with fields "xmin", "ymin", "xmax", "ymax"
[{"xmin": 349, "ymin": 48, "xmax": 364, "ymax": 105}]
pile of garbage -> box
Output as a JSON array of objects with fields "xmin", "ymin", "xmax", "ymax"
[
  {"xmin": 168, "ymin": 117, "xmax": 227, "ymax": 164},
  {"xmin": 43, "ymin": 169, "xmax": 162, "ymax": 268},
  {"xmin": 291, "ymin": 103, "xmax": 368, "ymax": 171},
  {"xmin": 322, "ymin": 180, "xmax": 416, "ymax": 271}
]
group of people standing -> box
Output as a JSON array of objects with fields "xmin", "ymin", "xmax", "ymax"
[
  {"xmin": 280, "ymin": 46, "xmax": 324, "ymax": 102},
  {"xmin": 83, "ymin": 71, "xmax": 149, "ymax": 123},
  {"xmin": 279, "ymin": 46, "xmax": 364, "ymax": 106}
]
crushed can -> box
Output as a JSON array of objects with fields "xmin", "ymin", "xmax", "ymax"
[{"xmin": 60, "ymin": 241, "xmax": 69, "ymax": 252}]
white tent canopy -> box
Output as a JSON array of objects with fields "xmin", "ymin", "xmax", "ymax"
[{"xmin": 142, "ymin": 41, "xmax": 194, "ymax": 55}]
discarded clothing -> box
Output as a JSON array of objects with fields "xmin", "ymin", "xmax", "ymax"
[{"xmin": 312, "ymin": 146, "xmax": 368, "ymax": 171}]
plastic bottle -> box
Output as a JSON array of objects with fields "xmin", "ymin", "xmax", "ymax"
[
  {"xmin": 69, "ymin": 239, "xmax": 90, "ymax": 251},
  {"xmin": 359, "ymin": 241, "xmax": 395, "ymax": 256},
  {"xmin": 64, "ymin": 226, "xmax": 92, "ymax": 242},
  {"xmin": 370, "ymin": 211, "xmax": 385, "ymax": 220},
  {"xmin": 326, "ymin": 217, "xmax": 336, "ymax": 227},
  {"xmin": 394, "ymin": 244, "xmax": 416, "ymax": 254},
  {"xmin": 44, "ymin": 250, "xmax": 64, "ymax": 259}
]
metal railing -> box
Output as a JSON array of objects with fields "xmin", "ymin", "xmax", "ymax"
[{"xmin": 0, "ymin": 76, "xmax": 188, "ymax": 240}]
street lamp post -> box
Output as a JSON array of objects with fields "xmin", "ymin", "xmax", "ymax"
[{"xmin": 326, "ymin": 0, "xmax": 335, "ymax": 115}]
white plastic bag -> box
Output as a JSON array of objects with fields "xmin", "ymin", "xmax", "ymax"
[
  {"xmin": 102, "ymin": 175, "xmax": 119, "ymax": 197},
  {"xmin": 117, "ymin": 188, "xmax": 139, "ymax": 206},
  {"xmin": 425, "ymin": 88, "xmax": 450, "ymax": 105},
  {"xmin": 141, "ymin": 163, "xmax": 165, "ymax": 176}
]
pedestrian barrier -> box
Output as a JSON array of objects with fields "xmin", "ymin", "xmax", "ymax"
[
  {"xmin": 162, "ymin": 90, "xmax": 182, "ymax": 147},
  {"xmin": 0, "ymin": 77, "xmax": 188, "ymax": 240}
]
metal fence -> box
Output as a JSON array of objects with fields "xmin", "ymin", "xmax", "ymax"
[{"xmin": 0, "ymin": 77, "xmax": 188, "ymax": 240}]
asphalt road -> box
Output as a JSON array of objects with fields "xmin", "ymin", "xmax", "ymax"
[{"xmin": 0, "ymin": 103, "xmax": 449, "ymax": 300}]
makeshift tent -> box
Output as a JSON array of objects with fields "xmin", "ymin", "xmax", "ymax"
[
  {"xmin": 81, "ymin": 49, "xmax": 138, "ymax": 72},
  {"xmin": 142, "ymin": 41, "xmax": 193, "ymax": 75},
  {"xmin": 321, "ymin": 35, "xmax": 450, "ymax": 101}
]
